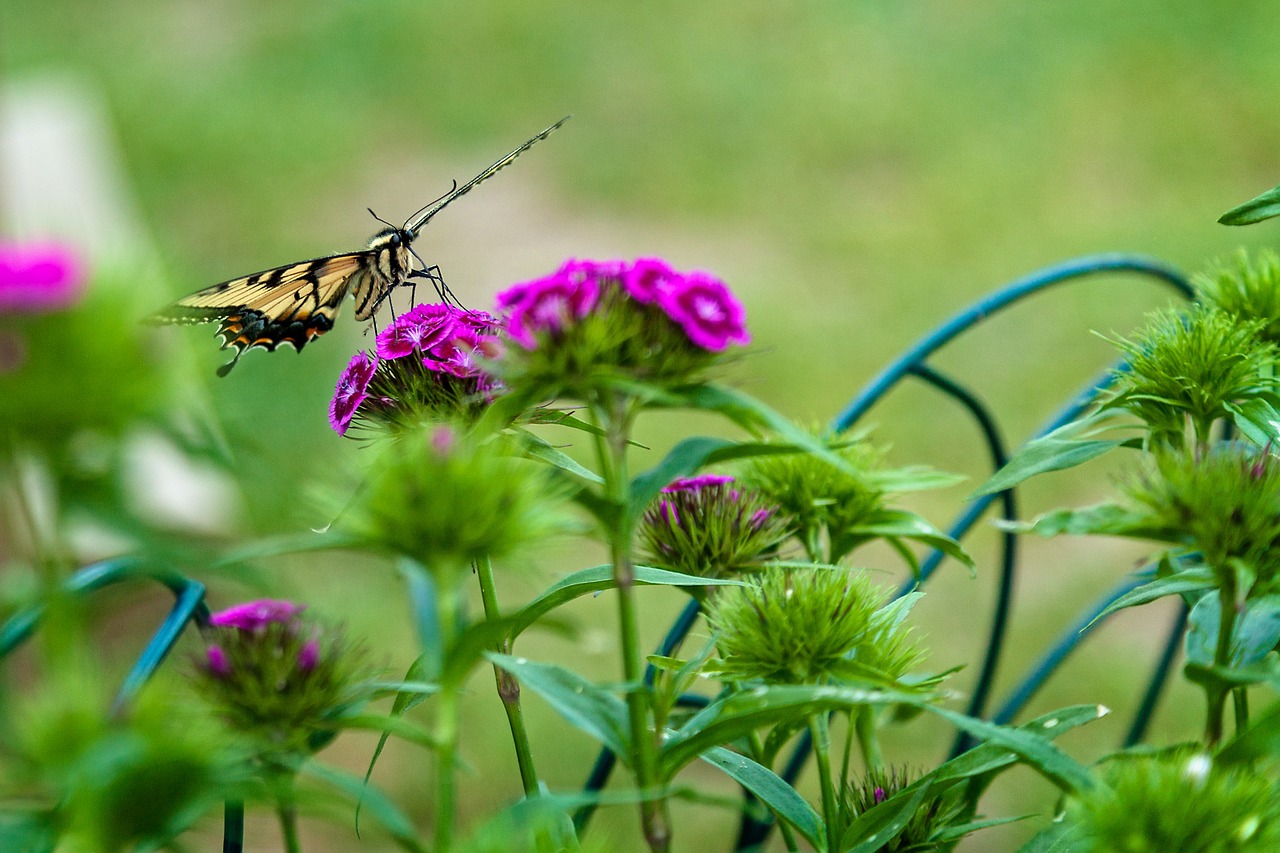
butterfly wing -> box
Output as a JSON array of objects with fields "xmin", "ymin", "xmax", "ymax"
[{"xmin": 151, "ymin": 252, "xmax": 374, "ymax": 375}]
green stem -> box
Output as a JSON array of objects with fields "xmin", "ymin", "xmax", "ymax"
[
  {"xmin": 434, "ymin": 584, "xmax": 462, "ymax": 853},
  {"xmin": 595, "ymin": 394, "xmax": 669, "ymax": 852},
  {"xmin": 808, "ymin": 713, "xmax": 839, "ymax": 853},
  {"xmin": 1206, "ymin": 583, "xmax": 1238, "ymax": 745},
  {"xmin": 1233, "ymin": 686, "xmax": 1250, "ymax": 735},
  {"xmin": 274, "ymin": 776, "xmax": 302, "ymax": 853},
  {"xmin": 474, "ymin": 556, "xmax": 541, "ymax": 796},
  {"xmin": 854, "ymin": 706, "xmax": 883, "ymax": 773}
]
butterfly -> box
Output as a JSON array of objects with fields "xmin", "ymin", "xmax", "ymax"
[{"xmin": 149, "ymin": 116, "xmax": 569, "ymax": 376}]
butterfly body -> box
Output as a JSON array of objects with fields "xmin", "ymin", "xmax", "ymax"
[{"xmin": 150, "ymin": 117, "xmax": 568, "ymax": 376}]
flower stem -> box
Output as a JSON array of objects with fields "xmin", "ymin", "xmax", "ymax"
[
  {"xmin": 273, "ymin": 775, "xmax": 302, "ymax": 853},
  {"xmin": 434, "ymin": 584, "xmax": 463, "ymax": 853},
  {"xmin": 808, "ymin": 712, "xmax": 839, "ymax": 853},
  {"xmin": 474, "ymin": 556, "xmax": 541, "ymax": 796},
  {"xmin": 1205, "ymin": 585, "xmax": 1237, "ymax": 745},
  {"xmin": 595, "ymin": 394, "xmax": 670, "ymax": 852},
  {"xmin": 854, "ymin": 706, "xmax": 883, "ymax": 773},
  {"xmin": 1233, "ymin": 686, "xmax": 1250, "ymax": 735}
]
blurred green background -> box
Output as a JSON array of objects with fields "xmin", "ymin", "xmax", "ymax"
[{"xmin": 4, "ymin": 1, "xmax": 1280, "ymax": 850}]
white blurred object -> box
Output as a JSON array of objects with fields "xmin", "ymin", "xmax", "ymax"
[{"xmin": 0, "ymin": 73, "xmax": 158, "ymax": 272}]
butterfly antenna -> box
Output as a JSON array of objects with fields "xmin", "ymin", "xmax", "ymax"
[
  {"xmin": 401, "ymin": 180, "xmax": 459, "ymax": 232},
  {"xmin": 404, "ymin": 116, "xmax": 570, "ymax": 235},
  {"xmin": 367, "ymin": 208, "xmax": 397, "ymax": 230}
]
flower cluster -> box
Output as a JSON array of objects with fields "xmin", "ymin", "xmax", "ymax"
[
  {"xmin": 329, "ymin": 303, "xmax": 502, "ymax": 435},
  {"xmin": 0, "ymin": 242, "xmax": 84, "ymax": 314},
  {"xmin": 500, "ymin": 258, "xmax": 748, "ymax": 353},
  {"xmin": 638, "ymin": 474, "xmax": 789, "ymax": 584},
  {"xmin": 196, "ymin": 599, "xmax": 362, "ymax": 757},
  {"xmin": 494, "ymin": 257, "xmax": 750, "ymax": 394}
]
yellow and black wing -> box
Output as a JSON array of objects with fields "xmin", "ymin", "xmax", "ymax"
[{"xmin": 151, "ymin": 252, "xmax": 375, "ymax": 375}]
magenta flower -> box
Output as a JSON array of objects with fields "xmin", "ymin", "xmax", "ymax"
[
  {"xmin": 297, "ymin": 639, "xmax": 320, "ymax": 673},
  {"xmin": 206, "ymin": 644, "xmax": 231, "ymax": 677},
  {"xmin": 424, "ymin": 328, "xmax": 488, "ymax": 378},
  {"xmin": 329, "ymin": 351, "xmax": 378, "ymax": 435},
  {"xmin": 209, "ymin": 599, "xmax": 306, "ymax": 631},
  {"xmin": 624, "ymin": 257, "xmax": 680, "ymax": 304},
  {"xmin": 497, "ymin": 272, "xmax": 600, "ymax": 348},
  {"xmin": 664, "ymin": 474, "xmax": 736, "ymax": 493},
  {"xmin": 376, "ymin": 304, "xmax": 458, "ymax": 360},
  {"xmin": 657, "ymin": 272, "xmax": 750, "ymax": 352},
  {"xmin": 0, "ymin": 243, "xmax": 85, "ymax": 313}
]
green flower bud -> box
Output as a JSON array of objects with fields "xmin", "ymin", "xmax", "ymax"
[
  {"xmin": 194, "ymin": 601, "xmax": 365, "ymax": 760},
  {"xmin": 1103, "ymin": 305, "xmax": 1277, "ymax": 444},
  {"xmin": 1123, "ymin": 443, "xmax": 1280, "ymax": 592},
  {"xmin": 637, "ymin": 474, "xmax": 790, "ymax": 585},
  {"xmin": 1064, "ymin": 752, "xmax": 1280, "ymax": 852},
  {"xmin": 833, "ymin": 766, "xmax": 967, "ymax": 852},
  {"xmin": 706, "ymin": 566, "xmax": 884, "ymax": 684},
  {"xmin": 1194, "ymin": 249, "xmax": 1280, "ymax": 346},
  {"xmin": 341, "ymin": 424, "xmax": 570, "ymax": 584}
]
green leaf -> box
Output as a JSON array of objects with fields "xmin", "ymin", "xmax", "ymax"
[
  {"xmin": 1087, "ymin": 568, "xmax": 1215, "ymax": 627},
  {"xmin": 1225, "ymin": 397, "xmax": 1280, "ymax": 448},
  {"xmin": 1218, "ymin": 697, "xmax": 1280, "ymax": 765},
  {"xmin": 923, "ymin": 705, "xmax": 1097, "ymax": 793},
  {"xmin": 1185, "ymin": 591, "xmax": 1280, "ymax": 685},
  {"xmin": 839, "ymin": 508, "xmax": 976, "ymax": 575},
  {"xmin": 364, "ymin": 680, "xmax": 440, "ymax": 700},
  {"xmin": 1009, "ymin": 503, "xmax": 1174, "ymax": 540},
  {"xmin": 974, "ymin": 415, "xmax": 1129, "ymax": 497},
  {"xmin": 487, "ymin": 653, "xmax": 632, "ymax": 762},
  {"xmin": 213, "ymin": 530, "xmax": 365, "ymax": 568},
  {"xmin": 699, "ymin": 746, "xmax": 822, "ymax": 849},
  {"xmin": 357, "ymin": 656, "xmax": 435, "ymax": 834},
  {"xmin": 867, "ymin": 465, "xmax": 967, "ymax": 493},
  {"xmin": 509, "ymin": 564, "xmax": 738, "ymax": 639},
  {"xmin": 932, "ymin": 814, "xmax": 1032, "ymax": 843},
  {"xmin": 1219, "ymin": 183, "xmax": 1280, "ymax": 226},
  {"xmin": 335, "ymin": 712, "xmax": 439, "ymax": 750},
  {"xmin": 511, "ymin": 428, "xmax": 603, "ymax": 485},
  {"xmin": 660, "ymin": 683, "xmax": 928, "ymax": 776},
  {"xmin": 1016, "ymin": 819, "xmax": 1089, "ymax": 853},
  {"xmin": 300, "ymin": 762, "xmax": 427, "ymax": 853}
]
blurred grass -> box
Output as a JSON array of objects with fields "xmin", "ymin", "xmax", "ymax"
[{"xmin": 5, "ymin": 1, "xmax": 1280, "ymax": 849}]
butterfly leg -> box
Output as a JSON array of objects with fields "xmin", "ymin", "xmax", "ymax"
[{"xmin": 408, "ymin": 265, "xmax": 462, "ymax": 308}]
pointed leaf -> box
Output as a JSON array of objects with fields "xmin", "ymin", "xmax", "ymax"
[
  {"xmin": 975, "ymin": 417, "xmax": 1128, "ymax": 497},
  {"xmin": 1087, "ymin": 568, "xmax": 1215, "ymax": 627},
  {"xmin": 1225, "ymin": 398, "xmax": 1280, "ymax": 448},
  {"xmin": 512, "ymin": 428, "xmax": 603, "ymax": 485},
  {"xmin": 1218, "ymin": 697, "xmax": 1280, "ymax": 765},
  {"xmin": 399, "ymin": 560, "xmax": 442, "ymax": 681},
  {"xmin": 300, "ymin": 762, "xmax": 427, "ymax": 852},
  {"xmin": 842, "ymin": 509, "xmax": 975, "ymax": 574},
  {"xmin": 336, "ymin": 713, "xmax": 439, "ymax": 750},
  {"xmin": 488, "ymin": 653, "xmax": 632, "ymax": 762},
  {"xmin": 923, "ymin": 705, "xmax": 1097, "ymax": 793},
  {"xmin": 1010, "ymin": 503, "xmax": 1174, "ymax": 540},
  {"xmin": 510, "ymin": 565, "xmax": 738, "ymax": 639},
  {"xmin": 1017, "ymin": 819, "xmax": 1089, "ymax": 853},
  {"xmin": 699, "ymin": 746, "xmax": 822, "ymax": 849},
  {"xmin": 1219, "ymin": 183, "xmax": 1280, "ymax": 226}
]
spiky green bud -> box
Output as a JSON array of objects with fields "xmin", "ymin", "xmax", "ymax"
[
  {"xmin": 832, "ymin": 766, "xmax": 967, "ymax": 852},
  {"xmin": 1194, "ymin": 249, "xmax": 1280, "ymax": 346},
  {"xmin": 1063, "ymin": 752, "xmax": 1280, "ymax": 852}
]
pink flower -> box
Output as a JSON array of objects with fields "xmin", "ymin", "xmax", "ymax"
[
  {"xmin": 206, "ymin": 644, "xmax": 231, "ymax": 677},
  {"xmin": 497, "ymin": 272, "xmax": 600, "ymax": 349},
  {"xmin": 376, "ymin": 304, "xmax": 458, "ymax": 360},
  {"xmin": 209, "ymin": 599, "xmax": 305, "ymax": 631},
  {"xmin": 0, "ymin": 243, "xmax": 85, "ymax": 313},
  {"xmin": 657, "ymin": 272, "xmax": 750, "ymax": 352},
  {"xmin": 297, "ymin": 639, "xmax": 320, "ymax": 673},
  {"xmin": 663, "ymin": 474, "xmax": 736, "ymax": 493},
  {"xmin": 558, "ymin": 257, "xmax": 625, "ymax": 286},
  {"xmin": 329, "ymin": 351, "xmax": 378, "ymax": 435},
  {"xmin": 623, "ymin": 257, "xmax": 680, "ymax": 304}
]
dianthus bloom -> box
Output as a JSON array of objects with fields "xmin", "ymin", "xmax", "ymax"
[
  {"xmin": 0, "ymin": 243, "xmax": 84, "ymax": 313},
  {"xmin": 209, "ymin": 599, "xmax": 306, "ymax": 631},
  {"xmin": 329, "ymin": 351, "xmax": 378, "ymax": 435},
  {"xmin": 329, "ymin": 303, "xmax": 502, "ymax": 435},
  {"xmin": 493, "ymin": 258, "xmax": 750, "ymax": 395}
]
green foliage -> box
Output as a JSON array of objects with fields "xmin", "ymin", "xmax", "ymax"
[
  {"xmin": 1195, "ymin": 250, "xmax": 1280, "ymax": 345},
  {"xmin": 833, "ymin": 766, "xmax": 968, "ymax": 853},
  {"xmin": 1057, "ymin": 753, "xmax": 1280, "ymax": 852}
]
